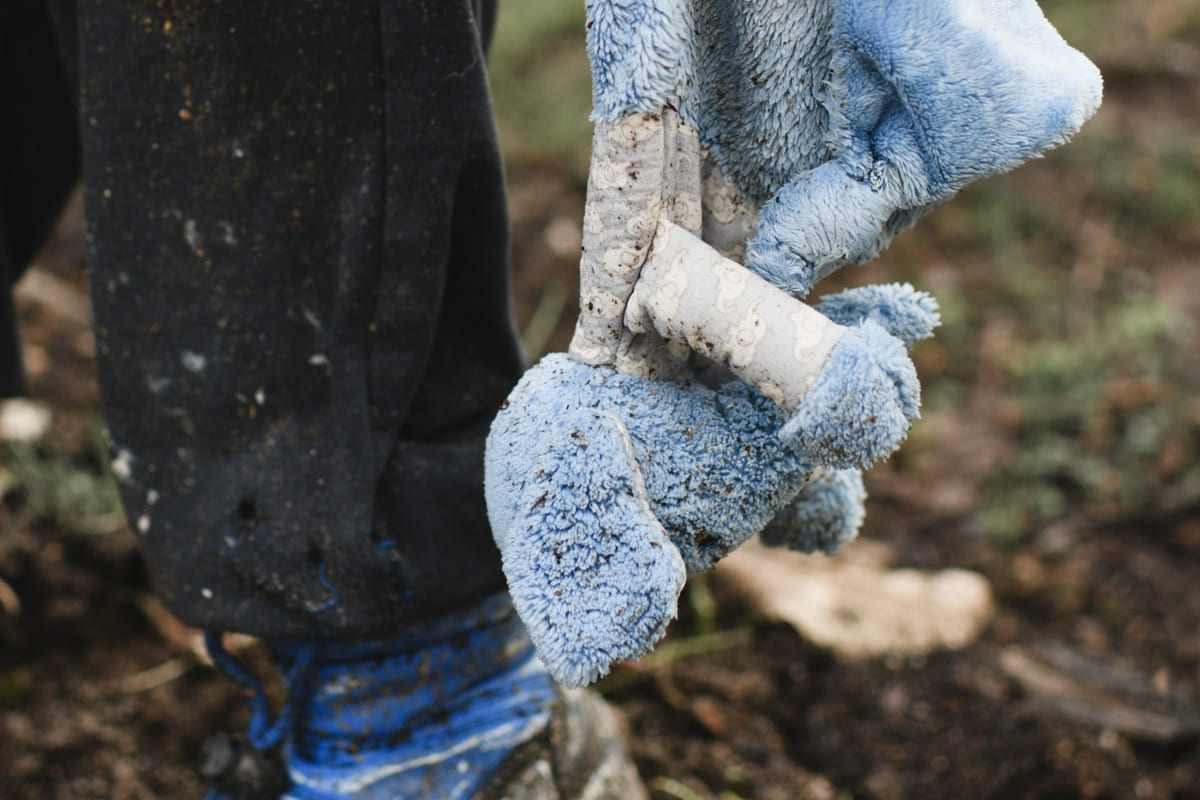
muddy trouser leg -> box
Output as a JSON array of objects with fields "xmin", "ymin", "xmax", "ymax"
[
  {"xmin": 59, "ymin": 0, "xmax": 523, "ymax": 637},
  {"xmin": 0, "ymin": 1, "xmax": 82, "ymax": 397}
]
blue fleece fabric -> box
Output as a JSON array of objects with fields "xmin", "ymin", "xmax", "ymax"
[
  {"xmin": 762, "ymin": 468, "xmax": 866, "ymax": 554},
  {"xmin": 816, "ymin": 283, "xmax": 941, "ymax": 347},
  {"xmin": 486, "ymin": 286, "xmax": 940, "ymax": 685},
  {"xmin": 740, "ymin": 0, "xmax": 1103, "ymax": 288},
  {"xmin": 772, "ymin": 284, "xmax": 938, "ymax": 471},
  {"xmin": 766, "ymin": 283, "xmax": 939, "ymax": 551},
  {"xmin": 487, "ymin": 354, "xmax": 818, "ymax": 686},
  {"xmin": 683, "ymin": 0, "xmax": 839, "ymax": 203},
  {"xmin": 586, "ymin": 0, "xmax": 1102, "ymax": 287},
  {"xmin": 587, "ymin": 0, "xmax": 693, "ymax": 121},
  {"xmin": 783, "ymin": 318, "xmax": 920, "ymax": 469}
]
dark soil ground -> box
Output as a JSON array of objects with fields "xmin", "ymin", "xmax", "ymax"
[{"xmin": 3, "ymin": 38, "xmax": 1200, "ymax": 800}]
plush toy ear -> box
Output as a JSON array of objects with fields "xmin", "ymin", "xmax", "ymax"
[
  {"xmin": 486, "ymin": 371, "xmax": 687, "ymax": 688},
  {"xmin": 830, "ymin": 0, "xmax": 1103, "ymax": 196},
  {"xmin": 748, "ymin": 0, "xmax": 1102, "ymax": 291}
]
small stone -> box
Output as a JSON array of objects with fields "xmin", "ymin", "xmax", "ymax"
[{"xmin": 0, "ymin": 399, "xmax": 51, "ymax": 442}]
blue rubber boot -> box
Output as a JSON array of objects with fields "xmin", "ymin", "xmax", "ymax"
[{"xmin": 202, "ymin": 594, "xmax": 646, "ymax": 799}]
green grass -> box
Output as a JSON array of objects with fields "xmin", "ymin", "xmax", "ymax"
[
  {"xmin": 979, "ymin": 292, "xmax": 1200, "ymax": 541},
  {"xmin": 0, "ymin": 418, "xmax": 125, "ymax": 536},
  {"xmin": 489, "ymin": 0, "xmax": 592, "ymax": 176},
  {"xmin": 1040, "ymin": 0, "xmax": 1200, "ymax": 67}
]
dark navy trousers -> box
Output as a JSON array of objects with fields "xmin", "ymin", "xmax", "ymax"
[{"xmin": 2, "ymin": 0, "xmax": 525, "ymax": 637}]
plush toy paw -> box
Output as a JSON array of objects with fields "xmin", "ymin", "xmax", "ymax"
[
  {"xmin": 815, "ymin": 283, "xmax": 941, "ymax": 346},
  {"xmin": 761, "ymin": 468, "xmax": 866, "ymax": 555},
  {"xmin": 780, "ymin": 282, "xmax": 937, "ymax": 472},
  {"xmin": 488, "ymin": 402, "xmax": 687, "ymax": 689},
  {"xmin": 486, "ymin": 354, "xmax": 812, "ymax": 686},
  {"xmin": 767, "ymin": 283, "xmax": 939, "ymax": 548},
  {"xmin": 781, "ymin": 318, "xmax": 920, "ymax": 469}
]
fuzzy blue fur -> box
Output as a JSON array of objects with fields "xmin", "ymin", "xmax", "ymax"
[
  {"xmin": 486, "ymin": 286, "xmax": 940, "ymax": 685},
  {"xmin": 551, "ymin": 0, "xmax": 1097, "ymax": 684},
  {"xmin": 587, "ymin": 0, "xmax": 693, "ymax": 121},
  {"xmin": 766, "ymin": 283, "xmax": 939, "ymax": 552},
  {"xmin": 586, "ymin": 0, "xmax": 1102, "ymax": 285},
  {"xmin": 683, "ymin": 0, "xmax": 839, "ymax": 204},
  {"xmin": 746, "ymin": 166, "xmax": 936, "ymax": 293},
  {"xmin": 743, "ymin": 0, "xmax": 1102, "ymax": 286},
  {"xmin": 762, "ymin": 468, "xmax": 866, "ymax": 554},
  {"xmin": 817, "ymin": 283, "xmax": 941, "ymax": 346},
  {"xmin": 828, "ymin": 0, "xmax": 1102, "ymax": 197},
  {"xmin": 783, "ymin": 319, "xmax": 920, "ymax": 470},
  {"xmin": 486, "ymin": 354, "xmax": 815, "ymax": 686}
]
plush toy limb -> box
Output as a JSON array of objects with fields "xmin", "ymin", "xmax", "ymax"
[
  {"xmin": 569, "ymin": 112, "xmax": 674, "ymax": 370},
  {"xmin": 626, "ymin": 222, "xmax": 920, "ymax": 469},
  {"xmin": 761, "ymin": 468, "xmax": 866, "ymax": 555},
  {"xmin": 613, "ymin": 111, "xmax": 705, "ymax": 377},
  {"xmin": 569, "ymin": 109, "xmax": 702, "ymax": 378},
  {"xmin": 486, "ymin": 355, "xmax": 812, "ymax": 686},
  {"xmin": 626, "ymin": 222, "xmax": 845, "ymax": 411},
  {"xmin": 781, "ymin": 283, "xmax": 938, "ymax": 469},
  {"xmin": 763, "ymin": 284, "xmax": 941, "ymax": 552},
  {"xmin": 781, "ymin": 319, "xmax": 919, "ymax": 469}
]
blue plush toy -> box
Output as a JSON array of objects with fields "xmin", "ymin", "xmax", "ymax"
[{"xmin": 486, "ymin": 0, "xmax": 1102, "ymax": 688}]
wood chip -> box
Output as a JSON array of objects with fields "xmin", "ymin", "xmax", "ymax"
[{"xmin": 717, "ymin": 539, "xmax": 994, "ymax": 658}]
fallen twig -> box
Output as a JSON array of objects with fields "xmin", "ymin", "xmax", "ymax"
[
  {"xmin": 1000, "ymin": 646, "xmax": 1200, "ymax": 745},
  {"xmin": 0, "ymin": 576, "xmax": 20, "ymax": 616},
  {"xmin": 118, "ymin": 657, "xmax": 194, "ymax": 695}
]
